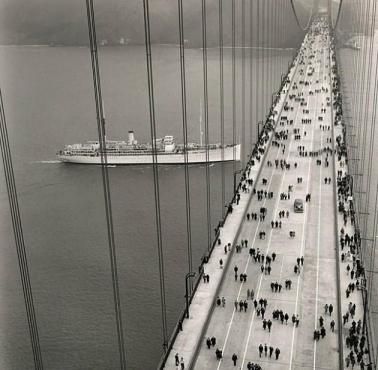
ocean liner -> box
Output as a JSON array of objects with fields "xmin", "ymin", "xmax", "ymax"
[{"xmin": 57, "ymin": 131, "xmax": 241, "ymax": 165}]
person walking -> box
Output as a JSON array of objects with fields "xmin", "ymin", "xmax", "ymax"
[
  {"xmin": 232, "ymin": 353, "xmax": 238, "ymax": 366},
  {"xmin": 269, "ymin": 346, "xmax": 274, "ymax": 358},
  {"xmin": 321, "ymin": 326, "xmax": 326, "ymax": 338},
  {"xmin": 264, "ymin": 344, "xmax": 268, "ymax": 357},
  {"xmin": 175, "ymin": 353, "xmax": 180, "ymax": 366},
  {"xmin": 244, "ymin": 300, "xmax": 248, "ymax": 312},
  {"xmin": 330, "ymin": 320, "xmax": 335, "ymax": 332},
  {"xmin": 329, "ymin": 304, "xmax": 333, "ymax": 316},
  {"xmin": 261, "ymin": 307, "xmax": 266, "ymax": 319},
  {"xmin": 258, "ymin": 344, "xmax": 263, "ymax": 357},
  {"xmin": 324, "ymin": 304, "xmax": 329, "ymax": 315},
  {"xmin": 206, "ymin": 338, "xmax": 211, "ymax": 349},
  {"xmin": 180, "ymin": 357, "xmax": 185, "ymax": 369},
  {"xmin": 275, "ymin": 347, "xmax": 281, "ymax": 360}
]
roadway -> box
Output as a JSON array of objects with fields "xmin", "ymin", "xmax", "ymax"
[{"xmin": 193, "ymin": 21, "xmax": 340, "ymax": 370}]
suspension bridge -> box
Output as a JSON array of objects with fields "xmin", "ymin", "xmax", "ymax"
[{"xmin": 1, "ymin": 0, "xmax": 378, "ymax": 369}]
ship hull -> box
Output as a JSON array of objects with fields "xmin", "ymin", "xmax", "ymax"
[{"xmin": 58, "ymin": 145, "xmax": 241, "ymax": 165}]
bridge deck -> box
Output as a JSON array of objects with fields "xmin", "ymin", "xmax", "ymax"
[
  {"xmin": 192, "ymin": 24, "xmax": 338, "ymax": 370},
  {"xmin": 165, "ymin": 21, "xmax": 366, "ymax": 370}
]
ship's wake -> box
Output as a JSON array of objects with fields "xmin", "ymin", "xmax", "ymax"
[{"xmin": 32, "ymin": 160, "xmax": 62, "ymax": 164}]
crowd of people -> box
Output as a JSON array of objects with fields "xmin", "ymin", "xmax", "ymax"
[
  {"xmin": 331, "ymin": 41, "xmax": 373, "ymax": 369},
  {"xmin": 174, "ymin": 19, "xmax": 373, "ymax": 370}
]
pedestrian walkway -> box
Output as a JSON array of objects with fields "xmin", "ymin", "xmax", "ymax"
[
  {"xmin": 331, "ymin": 42, "xmax": 371, "ymax": 369},
  {"xmin": 165, "ymin": 19, "xmax": 349, "ymax": 370}
]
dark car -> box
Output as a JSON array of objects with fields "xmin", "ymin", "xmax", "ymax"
[{"xmin": 294, "ymin": 199, "xmax": 304, "ymax": 213}]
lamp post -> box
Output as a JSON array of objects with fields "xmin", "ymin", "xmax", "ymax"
[
  {"xmin": 271, "ymin": 92, "xmax": 276, "ymax": 106},
  {"xmin": 257, "ymin": 120, "xmax": 263, "ymax": 140},
  {"xmin": 233, "ymin": 169, "xmax": 243, "ymax": 194},
  {"xmin": 185, "ymin": 272, "xmax": 196, "ymax": 319}
]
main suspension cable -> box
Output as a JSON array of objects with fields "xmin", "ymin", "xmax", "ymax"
[
  {"xmin": 290, "ymin": 0, "xmax": 315, "ymax": 31},
  {"xmin": 329, "ymin": 0, "xmax": 344, "ymax": 30}
]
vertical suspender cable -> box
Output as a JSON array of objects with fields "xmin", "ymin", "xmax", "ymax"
[
  {"xmin": 349, "ymin": 0, "xmax": 363, "ymax": 176},
  {"xmin": 0, "ymin": 88, "xmax": 44, "ymax": 370},
  {"xmin": 256, "ymin": 0, "xmax": 260, "ymax": 133},
  {"xmin": 349, "ymin": 0, "xmax": 364, "ymax": 193},
  {"xmin": 232, "ymin": 0, "xmax": 237, "ymax": 179},
  {"xmin": 85, "ymin": 1, "xmax": 127, "ymax": 367},
  {"xmin": 273, "ymin": 0, "xmax": 279, "ymax": 92},
  {"xmin": 273, "ymin": 0, "xmax": 277, "ymax": 94},
  {"xmin": 201, "ymin": 0, "xmax": 212, "ymax": 251},
  {"xmin": 359, "ymin": 0, "xmax": 377, "ymax": 260},
  {"xmin": 355, "ymin": 0, "xmax": 371, "ymax": 207},
  {"xmin": 142, "ymin": 0, "xmax": 168, "ymax": 351},
  {"xmin": 351, "ymin": 0, "xmax": 361, "ymax": 130},
  {"xmin": 351, "ymin": 0, "xmax": 363, "ymax": 137},
  {"xmin": 281, "ymin": 0, "xmax": 284, "ymax": 83},
  {"xmin": 267, "ymin": 0, "xmax": 270, "ymax": 113},
  {"xmin": 270, "ymin": 0, "xmax": 273, "ymax": 104},
  {"xmin": 177, "ymin": 0, "xmax": 193, "ymax": 284},
  {"xmin": 273, "ymin": 0, "xmax": 276, "ymax": 97},
  {"xmin": 249, "ymin": 0, "xmax": 254, "ymax": 151},
  {"xmin": 242, "ymin": 0, "xmax": 246, "ymax": 168},
  {"xmin": 278, "ymin": 0, "xmax": 281, "ymax": 83},
  {"xmin": 365, "ymin": 32, "xmax": 378, "ymax": 321},
  {"xmin": 262, "ymin": 0, "xmax": 266, "ymax": 119},
  {"xmin": 368, "ymin": 184, "xmax": 378, "ymax": 317},
  {"xmin": 219, "ymin": 0, "xmax": 226, "ymax": 218},
  {"xmin": 355, "ymin": 0, "xmax": 371, "ymax": 181},
  {"xmin": 281, "ymin": 0, "xmax": 287, "ymax": 82}
]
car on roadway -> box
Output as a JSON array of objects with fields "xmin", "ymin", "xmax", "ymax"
[{"xmin": 294, "ymin": 199, "xmax": 304, "ymax": 213}]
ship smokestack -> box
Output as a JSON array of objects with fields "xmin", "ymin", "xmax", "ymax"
[{"xmin": 128, "ymin": 131, "xmax": 136, "ymax": 145}]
